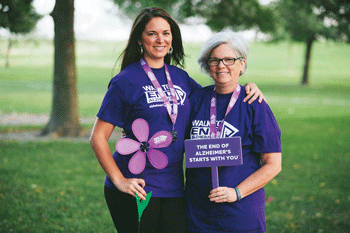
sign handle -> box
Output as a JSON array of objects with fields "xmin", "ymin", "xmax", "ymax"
[{"xmin": 211, "ymin": 166, "xmax": 219, "ymax": 189}]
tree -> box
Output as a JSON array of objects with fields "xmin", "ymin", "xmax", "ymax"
[
  {"xmin": 0, "ymin": 0, "xmax": 41, "ymax": 68},
  {"xmin": 181, "ymin": 0, "xmax": 275, "ymax": 33},
  {"xmin": 41, "ymin": 0, "xmax": 81, "ymax": 137},
  {"xmin": 112, "ymin": 0, "xmax": 276, "ymax": 32},
  {"xmin": 112, "ymin": 0, "xmax": 185, "ymax": 22},
  {"xmin": 273, "ymin": 0, "xmax": 350, "ymax": 85}
]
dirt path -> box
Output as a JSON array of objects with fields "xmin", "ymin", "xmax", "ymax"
[
  {"xmin": 0, "ymin": 113, "xmax": 121, "ymax": 142},
  {"xmin": 0, "ymin": 112, "xmax": 95, "ymax": 125}
]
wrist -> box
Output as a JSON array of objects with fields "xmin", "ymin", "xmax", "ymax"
[
  {"xmin": 111, "ymin": 175, "xmax": 125, "ymax": 187},
  {"xmin": 234, "ymin": 187, "xmax": 241, "ymax": 202}
]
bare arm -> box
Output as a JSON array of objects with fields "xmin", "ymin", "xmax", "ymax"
[
  {"xmin": 244, "ymin": 83, "xmax": 267, "ymax": 104},
  {"xmin": 209, "ymin": 152, "xmax": 282, "ymax": 203},
  {"xmin": 90, "ymin": 118, "xmax": 147, "ymax": 200}
]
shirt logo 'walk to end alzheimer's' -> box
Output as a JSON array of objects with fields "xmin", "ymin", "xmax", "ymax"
[
  {"xmin": 191, "ymin": 120, "xmax": 239, "ymax": 139},
  {"xmin": 142, "ymin": 85, "xmax": 186, "ymax": 106}
]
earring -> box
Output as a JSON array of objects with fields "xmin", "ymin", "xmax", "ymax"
[
  {"xmin": 140, "ymin": 45, "xmax": 143, "ymax": 54},
  {"xmin": 168, "ymin": 46, "xmax": 173, "ymax": 54}
]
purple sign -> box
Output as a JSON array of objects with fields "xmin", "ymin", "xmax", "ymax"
[
  {"xmin": 185, "ymin": 137, "xmax": 242, "ymax": 168},
  {"xmin": 185, "ymin": 137, "xmax": 242, "ymax": 189}
]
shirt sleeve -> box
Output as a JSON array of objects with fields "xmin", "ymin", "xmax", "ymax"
[
  {"xmin": 97, "ymin": 82, "xmax": 131, "ymax": 128},
  {"xmin": 174, "ymin": 66, "xmax": 202, "ymax": 94},
  {"xmin": 252, "ymin": 101, "xmax": 282, "ymax": 153},
  {"xmin": 189, "ymin": 77, "xmax": 202, "ymax": 94}
]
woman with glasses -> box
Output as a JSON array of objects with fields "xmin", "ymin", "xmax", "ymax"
[
  {"xmin": 90, "ymin": 7, "xmax": 265, "ymax": 233},
  {"xmin": 185, "ymin": 30, "xmax": 282, "ymax": 233}
]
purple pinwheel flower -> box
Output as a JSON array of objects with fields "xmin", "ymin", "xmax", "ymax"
[{"xmin": 116, "ymin": 118, "xmax": 173, "ymax": 174}]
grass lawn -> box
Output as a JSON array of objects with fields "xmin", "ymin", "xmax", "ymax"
[
  {"xmin": 1, "ymin": 39, "xmax": 350, "ymax": 232},
  {"xmin": 0, "ymin": 141, "xmax": 116, "ymax": 232},
  {"xmin": 1, "ymin": 39, "xmax": 349, "ymax": 116}
]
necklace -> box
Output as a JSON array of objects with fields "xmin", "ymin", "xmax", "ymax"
[
  {"xmin": 210, "ymin": 84, "xmax": 241, "ymax": 139},
  {"xmin": 140, "ymin": 58, "xmax": 178, "ymax": 142}
]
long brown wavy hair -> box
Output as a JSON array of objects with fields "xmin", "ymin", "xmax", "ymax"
[{"xmin": 119, "ymin": 7, "xmax": 185, "ymax": 71}]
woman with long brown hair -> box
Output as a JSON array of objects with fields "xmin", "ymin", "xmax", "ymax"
[{"xmin": 90, "ymin": 7, "xmax": 264, "ymax": 233}]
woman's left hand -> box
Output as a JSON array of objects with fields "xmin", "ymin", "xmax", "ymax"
[
  {"xmin": 244, "ymin": 83, "xmax": 266, "ymax": 104},
  {"xmin": 209, "ymin": 187, "xmax": 237, "ymax": 203}
]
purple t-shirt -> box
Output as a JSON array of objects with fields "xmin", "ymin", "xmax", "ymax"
[
  {"xmin": 185, "ymin": 85, "xmax": 281, "ymax": 232},
  {"xmin": 97, "ymin": 62, "xmax": 201, "ymax": 197}
]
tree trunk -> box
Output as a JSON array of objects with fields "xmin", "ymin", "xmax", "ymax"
[
  {"xmin": 41, "ymin": 0, "xmax": 81, "ymax": 137},
  {"xmin": 5, "ymin": 38, "xmax": 12, "ymax": 68},
  {"xmin": 301, "ymin": 36, "xmax": 314, "ymax": 86}
]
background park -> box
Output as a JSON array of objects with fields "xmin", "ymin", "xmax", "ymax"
[{"xmin": 0, "ymin": 0, "xmax": 349, "ymax": 232}]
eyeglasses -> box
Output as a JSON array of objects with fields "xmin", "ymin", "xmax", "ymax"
[{"xmin": 207, "ymin": 57, "xmax": 243, "ymax": 66}]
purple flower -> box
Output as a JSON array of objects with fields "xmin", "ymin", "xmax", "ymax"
[{"xmin": 116, "ymin": 118, "xmax": 172, "ymax": 174}]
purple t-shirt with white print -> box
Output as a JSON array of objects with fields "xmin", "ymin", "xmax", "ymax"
[
  {"xmin": 185, "ymin": 85, "xmax": 281, "ymax": 232},
  {"xmin": 97, "ymin": 62, "xmax": 201, "ymax": 197}
]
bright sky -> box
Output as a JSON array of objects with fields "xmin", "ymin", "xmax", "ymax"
[{"xmin": 32, "ymin": 0, "xmax": 272, "ymax": 41}]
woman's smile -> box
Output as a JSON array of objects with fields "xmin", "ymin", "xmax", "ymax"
[
  {"xmin": 139, "ymin": 17, "xmax": 172, "ymax": 68},
  {"xmin": 209, "ymin": 43, "xmax": 245, "ymax": 94}
]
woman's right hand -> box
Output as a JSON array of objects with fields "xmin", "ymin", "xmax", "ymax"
[
  {"xmin": 90, "ymin": 119, "xmax": 147, "ymax": 200},
  {"xmin": 114, "ymin": 177, "xmax": 147, "ymax": 200}
]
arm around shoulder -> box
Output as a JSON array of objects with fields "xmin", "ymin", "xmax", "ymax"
[{"xmin": 244, "ymin": 83, "xmax": 266, "ymax": 104}]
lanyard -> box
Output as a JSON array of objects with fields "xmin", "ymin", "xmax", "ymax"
[
  {"xmin": 210, "ymin": 84, "xmax": 241, "ymax": 138},
  {"xmin": 140, "ymin": 59, "xmax": 178, "ymax": 129}
]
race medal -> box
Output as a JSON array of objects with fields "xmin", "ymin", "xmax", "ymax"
[
  {"xmin": 140, "ymin": 59, "xmax": 178, "ymax": 143},
  {"xmin": 170, "ymin": 130, "xmax": 177, "ymax": 142},
  {"xmin": 210, "ymin": 85, "xmax": 241, "ymax": 139}
]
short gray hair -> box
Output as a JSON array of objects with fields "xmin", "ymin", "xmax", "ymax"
[{"xmin": 198, "ymin": 30, "xmax": 250, "ymax": 76}]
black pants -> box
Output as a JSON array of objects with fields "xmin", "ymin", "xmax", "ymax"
[{"xmin": 104, "ymin": 185, "xmax": 186, "ymax": 233}]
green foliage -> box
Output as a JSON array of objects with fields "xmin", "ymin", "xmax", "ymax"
[
  {"xmin": 270, "ymin": 0, "xmax": 350, "ymax": 85},
  {"xmin": 111, "ymin": 0, "xmax": 350, "ymax": 41},
  {"xmin": 273, "ymin": 0, "xmax": 322, "ymax": 41},
  {"xmin": 310, "ymin": 0, "xmax": 350, "ymax": 42},
  {"xmin": 0, "ymin": 0, "xmax": 42, "ymax": 34},
  {"xmin": 182, "ymin": 0, "xmax": 275, "ymax": 33},
  {"xmin": 272, "ymin": 0, "xmax": 350, "ymax": 42},
  {"xmin": 112, "ymin": 0, "xmax": 276, "ymax": 32},
  {"xmin": 112, "ymin": 0, "xmax": 185, "ymax": 22}
]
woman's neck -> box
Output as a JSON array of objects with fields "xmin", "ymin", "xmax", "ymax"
[
  {"xmin": 143, "ymin": 57, "xmax": 164, "ymax": 68},
  {"xmin": 215, "ymin": 82, "xmax": 238, "ymax": 94}
]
